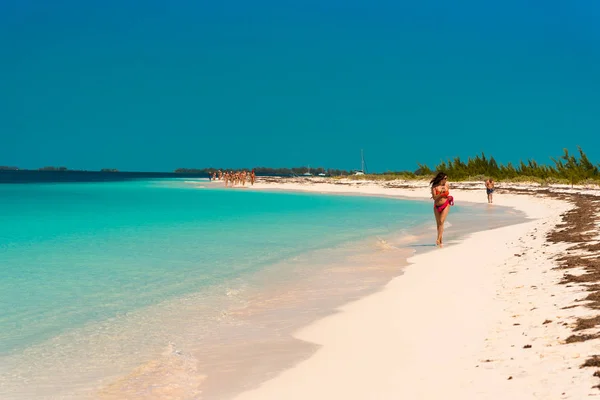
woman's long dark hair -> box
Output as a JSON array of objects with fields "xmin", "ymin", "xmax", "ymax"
[{"xmin": 430, "ymin": 171, "xmax": 447, "ymax": 187}]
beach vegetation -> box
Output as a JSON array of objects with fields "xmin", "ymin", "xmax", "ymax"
[
  {"xmin": 175, "ymin": 147, "xmax": 600, "ymax": 185},
  {"xmin": 344, "ymin": 146, "xmax": 600, "ymax": 185},
  {"xmin": 438, "ymin": 146, "xmax": 600, "ymax": 183}
]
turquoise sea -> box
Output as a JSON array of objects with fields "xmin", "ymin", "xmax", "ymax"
[
  {"xmin": 0, "ymin": 178, "xmax": 427, "ymax": 352},
  {"xmin": 0, "ymin": 178, "xmax": 523, "ymax": 399}
]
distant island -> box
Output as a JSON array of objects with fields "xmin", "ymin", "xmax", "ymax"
[
  {"xmin": 0, "ymin": 168, "xmax": 207, "ymax": 184},
  {"xmin": 3, "ymin": 147, "xmax": 598, "ymax": 185},
  {"xmin": 38, "ymin": 166, "xmax": 69, "ymax": 171}
]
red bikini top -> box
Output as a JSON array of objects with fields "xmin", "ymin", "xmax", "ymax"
[{"xmin": 435, "ymin": 187, "xmax": 450, "ymax": 197}]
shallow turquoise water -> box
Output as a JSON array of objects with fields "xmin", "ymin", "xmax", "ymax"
[{"xmin": 0, "ymin": 179, "xmax": 432, "ymax": 355}]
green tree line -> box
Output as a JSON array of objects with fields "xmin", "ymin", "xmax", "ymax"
[
  {"xmin": 344, "ymin": 147, "xmax": 599, "ymax": 184},
  {"xmin": 412, "ymin": 147, "xmax": 599, "ymax": 183}
]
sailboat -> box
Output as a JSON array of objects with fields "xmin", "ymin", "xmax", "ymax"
[
  {"xmin": 303, "ymin": 165, "xmax": 313, "ymax": 176},
  {"xmin": 354, "ymin": 149, "xmax": 367, "ymax": 175}
]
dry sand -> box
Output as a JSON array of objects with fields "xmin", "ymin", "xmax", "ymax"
[{"xmin": 224, "ymin": 177, "xmax": 600, "ymax": 400}]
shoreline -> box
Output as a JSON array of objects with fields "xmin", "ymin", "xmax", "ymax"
[
  {"xmin": 6, "ymin": 177, "xmax": 598, "ymax": 399},
  {"xmin": 8, "ymin": 181, "xmax": 497, "ymax": 400},
  {"xmin": 2, "ymin": 191, "xmax": 431, "ymax": 400},
  {"xmin": 94, "ymin": 180, "xmax": 527, "ymax": 400},
  {"xmin": 227, "ymin": 177, "xmax": 600, "ymax": 399}
]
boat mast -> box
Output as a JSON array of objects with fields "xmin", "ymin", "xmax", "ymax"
[{"xmin": 360, "ymin": 149, "xmax": 365, "ymax": 173}]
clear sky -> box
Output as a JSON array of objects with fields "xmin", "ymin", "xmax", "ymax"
[{"xmin": 2, "ymin": 0, "xmax": 599, "ymax": 172}]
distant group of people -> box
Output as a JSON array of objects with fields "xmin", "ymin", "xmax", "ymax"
[
  {"xmin": 429, "ymin": 172, "xmax": 496, "ymax": 247},
  {"xmin": 208, "ymin": 169, "xmax": 256, "ymax": 187}
]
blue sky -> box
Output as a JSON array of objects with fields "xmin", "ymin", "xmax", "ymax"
[{"xmin": 1, "ymin": 0, "xmax": 599, "ymax": 172}]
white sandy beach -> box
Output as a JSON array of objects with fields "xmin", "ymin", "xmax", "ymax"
[{"xmin": 225, "ymin": 178, "xmax": 600, "ymax": 400}]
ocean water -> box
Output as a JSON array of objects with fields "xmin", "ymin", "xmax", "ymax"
[{"xmin": 0, "ymin": 178, "xmax": 453, "ymax": 399}]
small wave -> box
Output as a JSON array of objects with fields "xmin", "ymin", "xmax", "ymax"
[
  {"xmin": 98, "ymin": 344, "xmax": 205, "ymax": 400},
  {"xmin": 375, "ymin": 237, "xmax": 399, "ymax": 250}
]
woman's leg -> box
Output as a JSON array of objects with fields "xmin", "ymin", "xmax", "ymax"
[
  {"xmin": 434, "ymin": 208, "xmax": 442, "ymax": 245},
  {"xmin": 438, "ymin": 206, "xmax": 450, "ymax": 245}
]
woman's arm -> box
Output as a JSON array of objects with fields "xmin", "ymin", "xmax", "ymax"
[{"xmin": 431, "ymin": 186, "xmax": 445, "ymax": 200}]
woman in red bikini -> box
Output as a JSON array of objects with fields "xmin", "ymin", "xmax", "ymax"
[{"xmin": 430, "ymin": 172, "xmax": 454, "ymax": 247}]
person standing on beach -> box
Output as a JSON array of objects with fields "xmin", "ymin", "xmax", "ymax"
[
  {"xmin": 485, "ymin": 178, "xmax": 495, "ymax": 204},
  {"xmin": 430, "ymin": 172, "xmax": 453, "ymax": 247}
]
